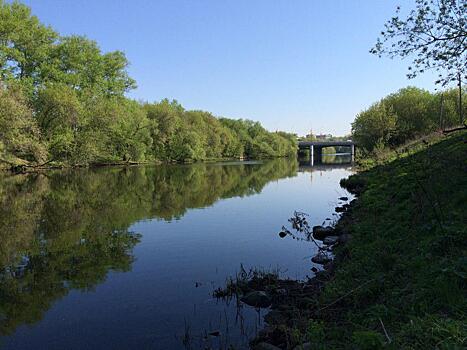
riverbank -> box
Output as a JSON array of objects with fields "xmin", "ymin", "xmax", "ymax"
[
  {"xmin": 0, "ymin": 156, "xmax": 293, "ymax": 174},
  {"xmin": 215, "ymin": 130, "xmax": 466, "ymax": 349}
]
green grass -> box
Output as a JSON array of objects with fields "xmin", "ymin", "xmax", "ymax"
[{"xmin": 309, "ymin": 131, "xmax": 467, "ymax": 349}]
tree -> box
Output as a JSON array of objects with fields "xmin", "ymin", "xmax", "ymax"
[
  {"xmin": 143, "ymin": 99, "xmax": 184, "ymax": 160},
  {"xmin": 371, "ymin": 0, "xmax": 466, "ymax": 86},
  {"xmin": 0, "ymin": 0, "xmax": 297, "ymax": 166},
  {"xmin": 351, "ymin": 100, "xmax": 397, "ymax": 152},
  {"xmin": 371, "ymin": 0, "xmax": 466, "ymax": 125},
  {"xmin": 0, "ymin": 0, "xmax": 57, "ymax": 84},
  {"xmin": 47, "ymin": 35, "xmax": 136, "ymax": 96},
  {"xmin": 0, "ymin": 85, "xmax": 47, "ymax": 165},
  {"xmin": 35, "ymin": 83, "xmax": 83, "ymax": 162},
  {"xmin": 385, "ymin": 87, "xmax": 437, "ymax": 144},
  {"xmin": 106, "ymin": 99, "xmax": 153, "ymax": 162},
  {"xmin": 351, "ymin": 86, "xmax": 466, "ymax": 151}
]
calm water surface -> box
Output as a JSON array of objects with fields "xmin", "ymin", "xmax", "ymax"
[{"xmin": 0, "ymin": 157, "xmax": 352, "ymax": 349}]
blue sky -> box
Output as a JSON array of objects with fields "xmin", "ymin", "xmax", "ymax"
[{"xmin": 20, "ymin": 0, "xmax": 440, "ymax": 135}]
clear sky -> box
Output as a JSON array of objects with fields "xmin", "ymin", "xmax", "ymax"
[{"xmin": 19, "ymin": 0, "xmax": 440, "ymax": 136}]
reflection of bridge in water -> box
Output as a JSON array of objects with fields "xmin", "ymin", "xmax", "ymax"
[
  {"xmin": 298, "ymin": 162, "xmax": 353, "ymax": 172},
  {"xmin": 298, "ymin": 141, "xmax": 356, "ymax": 166},
  {"xmin": 298, "ymin": 154, "xmax": 353, "ymax": 171}
]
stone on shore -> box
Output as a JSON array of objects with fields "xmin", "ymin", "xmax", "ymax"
[
  {"xmin": 241, "ymin": 291, "xmax": 272, "ymax": 308},
  {"xmin": 311, "ymin": 252, "xmax": 332, "ymax": 265},
  {"xmin": 293, "ymin": 343, "xmax": 312, "ymax": 350},
  {"xmin": 323, "ymin": 235, "xmax": 339, "ymax": 245},
  {"xmin": 312, "ymin": 226, "xmax": 334, "ymax": 240}
]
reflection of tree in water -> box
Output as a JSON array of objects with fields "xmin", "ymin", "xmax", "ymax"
[
  {"xmin": 0, "ymin": 173, "xmax": 141, "ymax": 336},
  {"xmin": 150, "ymin": 159, "xmax": 297, "ymax": 220},
  {"xmin": 321, "ymin": 154, "xmax": 352, "ymax": 164},
  {"xmin": 0, "ymin": 229, "xmax": 140, "ymax": 336},
  {"xmin": 0, "ymin": 158, "xmax": 297, "ymax": 336}
]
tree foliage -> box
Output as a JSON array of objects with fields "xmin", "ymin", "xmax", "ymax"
[
  {"xmin": 352, "ymin": 86, "xmax": 466, "ymax": 151},
  {"xmin": 0, "ymin": 1, "xmax": 295, "ymax": 168},
  {"xmin": 371, "ymin": 0, "xmax": 466, "ymax": 86},
  {"xmin": 0, "ymin": 0, "xmax": 57, "ymax": 84},
  {"xmin": 0, "ymin": 84, "xmax": 46, "ymax": 164}
]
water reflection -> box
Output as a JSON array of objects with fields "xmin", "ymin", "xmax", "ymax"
[
  {"xmin": 0, "ymin": 159, "xmax": 298, "ymax": 337},
  {"xmin": 299, "ymin": 153, "xmax": 353, "ymax": 168}
]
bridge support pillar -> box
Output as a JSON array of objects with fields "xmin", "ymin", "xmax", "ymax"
[
  {"xmin": 351, "ymin": 144, "xmax": 355, "ymax": 162},
  {"xmin": 309, "ymin": 145, "xmax": 323, "ymax": 166}
]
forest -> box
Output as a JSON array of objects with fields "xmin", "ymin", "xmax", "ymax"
[
  {"xmin": 351, "ymin": 86, "xmax": 465, "ymax": 153},
  {"xmin": 0, "ymin": 1, "xmax": 296, "ymax": 169}
]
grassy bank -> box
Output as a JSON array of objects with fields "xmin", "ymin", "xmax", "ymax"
[
  {"xmin": 313, "ymin": 130, "xmax": 467, "ymax": 349},
  {"xmin": 217, "ymin": 131, "xmax": 466, "ymax": 349}
]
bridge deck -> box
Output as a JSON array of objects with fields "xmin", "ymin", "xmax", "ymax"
[{"xmin": 298, "ymin": 141, "xmax": 355, "ymax": 148}]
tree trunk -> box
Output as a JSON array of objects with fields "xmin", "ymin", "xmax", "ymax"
[
  {"xmin": 458, "ymin": 72, "xmax": 463, "ymax": 125},
  {"xmin": 439, "ymin": 93, "xmax": 444, "ymax": 130}
]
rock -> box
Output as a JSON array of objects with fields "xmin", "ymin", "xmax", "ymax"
[
  {"xmin": 293, "ymin": 342, "xmax": 312, "ymax": 350},
  {"xmin": 339, "ymin": 233, "xmax": 352, "ymax": 244},
  {"xmin": 323, "ymin": 235, "xmax": 339, "ymax": 245},
  {"xmin": 339, "ymin": 196, "xmax": 349, "ymax": 201},
  {"xmin": 312, "ymin": 226, "xmax": 334, "ymax": 240},
  {"xmin": 323, "ymin": 261, "xmax": 335, "ymax": 271},
  {"xmin": 278, "ymin": 231, "xmax": 287, "ymax": 238},
  {"xmin": 264, "ymin": 310, "xmax": 286, "ymax": 325},
  {"xmin": 208, "ymin": 330, "xmax": 221, "ymax": 337},
  {"xmin": 311, "ymin": 252, "xmax": 332, "ymax": 265},
  {"xmin": 254, "ymin": 342, "xmax": 282, "ymax": 350},
  {"xmin": 241, "ymin": 291, "xmax": 272, "ymax": 308},
  {"xmin": 335, "ymin": 206, "xmax": 346, "ymax": 213}
]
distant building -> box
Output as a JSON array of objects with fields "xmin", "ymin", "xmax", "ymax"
[{"xmin": 316, "ymin": 133, "xmax": 332, "ymax": 140}]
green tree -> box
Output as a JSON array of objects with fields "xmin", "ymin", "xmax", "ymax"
[
  {"xmin": 371, "ymin": 0, "xmax": 466, "ymax": 124},
  {"xmin": 35, "ymin": 83, "xmax": 83, "ymax": 162},
  {"xmin": 46, "ymin": 35, "xmax": 136, "ymax": 96},
  {"xmin": 0, "ymin": 0, "xmax": 57, "ymax": 84},
  {"xmin": 0, "ymin": 85, "xmax": 46, "ymax": 166},
  {"xmin": 0, "ymin": 1, "xmax": 297, "ymax": 167},
  {"xmin": 352, "ymin": 100, "xmax": 397, "ymax": 152},
  {"xmin": 107, "ymin": 99, "xmax": 153, "ymax": 162},
  {"xmin": 385, "ymin": 87, "xmax": 437, "ymax": 145},
  {"xmin": 144, "ymin": 99, "xmax": 185, "ymax": 160}
]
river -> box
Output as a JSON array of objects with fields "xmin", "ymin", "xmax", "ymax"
[{"xmin": 0, "ymin": 156, "xmax": 352, "ymax": 349}]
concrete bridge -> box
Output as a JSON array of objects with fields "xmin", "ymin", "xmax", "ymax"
[{"xmin": 298, "ymin": 140, "xmax": 356, "ymax": 166}]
